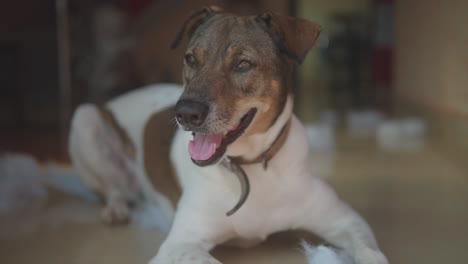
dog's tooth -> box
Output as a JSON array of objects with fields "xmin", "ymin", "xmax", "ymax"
[{"xmin": 210, "ymin": 143, "xmax": 216, "ymax": 153}]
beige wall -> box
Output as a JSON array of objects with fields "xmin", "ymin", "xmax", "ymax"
[{"xmin": 395, "ymin": 0, "xmax": 468, "ymax": 153}]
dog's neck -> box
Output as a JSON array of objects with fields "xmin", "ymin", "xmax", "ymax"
[
  {"xmin": 221, "ymin": 96, "xmax": 293, "ymax": 216},
  {"xmin": 226, "ymin": 95, "xmax": 294, "ymax": 162},
  {"xmin": 231, "ymin": 118, "xmax": 291, "ymax": 169}
]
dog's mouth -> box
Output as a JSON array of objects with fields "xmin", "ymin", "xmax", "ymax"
[{"xmin": 189, "ymin": 108, "xmax": 257, "ymax": 166}]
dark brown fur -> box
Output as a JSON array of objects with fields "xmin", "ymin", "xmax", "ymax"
[{"xmin": 143, "ymin": 107, "xmax": 181, "ymax": 207}]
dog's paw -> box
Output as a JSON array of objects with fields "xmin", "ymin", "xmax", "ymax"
[
  {"xmin": 149, "ymin": 245, "xmax": 222, "ymax": 264},
  {"xmin": 101, "ymin": 203, "xmax": 130, "ymax": 225},
  {"xmin": 355, "ymin": 248, "xmax": 388, "ymax": 264},
  {"xmin": 149, "ymin": 257, "xmax": 220, "ymax": 264}
]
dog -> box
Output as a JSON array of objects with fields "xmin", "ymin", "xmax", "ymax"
[{"xmin": 69, "ymin": 7, "xmax": 388, "ymax": 264}]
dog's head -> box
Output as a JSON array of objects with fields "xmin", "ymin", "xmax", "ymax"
[{"xmin": 172, "ymin": 6, "xmax": 321, "ymax": 166}]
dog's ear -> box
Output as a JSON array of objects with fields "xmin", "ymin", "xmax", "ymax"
[
  {"xmin": 256, "ymin": 12, "xmax": 321, "ymax": 64},
  {"xmin": 170, "ymin": 6, "xmax": 222, "ymax": 49}
]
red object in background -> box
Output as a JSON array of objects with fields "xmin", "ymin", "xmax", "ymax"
[
  {"xmin": 372, "ymin": 0, "xmax": 394, "ymax": 114},
  {"xmin": 372, "ymin": 49, "xmax": 392, "ymax": 87},
  {"xmin": 119, "ymin": 0, "xmax": 154, "ymax": 17}
]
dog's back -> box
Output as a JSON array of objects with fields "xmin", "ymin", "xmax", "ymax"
[{"xmin": 106, "ymin": 83, "xmax": 182, "ymax": 138}]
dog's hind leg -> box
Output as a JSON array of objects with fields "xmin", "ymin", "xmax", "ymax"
[{"xmin": 69, "ymin": 104, "xmax": 140, "ymax": 225}]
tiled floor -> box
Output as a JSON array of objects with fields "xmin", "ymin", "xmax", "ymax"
[{"xmin": 0, "ymin": 134, "xmax": 467, "ymax": 264}]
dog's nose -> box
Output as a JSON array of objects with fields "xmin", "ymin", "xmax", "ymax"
[{"xmin": 175, "ymin": 99, "xmax": 209, "ymax": 127}]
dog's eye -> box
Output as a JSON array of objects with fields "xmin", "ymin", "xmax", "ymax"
[
  {"xmin": 184, "ymin": 54, "xmax": 197, "ymax": 68},
  {"xmin": 235, "ymin": 60, "xmax": 253, "ymax": 73}
]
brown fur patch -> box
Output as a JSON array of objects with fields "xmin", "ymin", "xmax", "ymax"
[
  {"xmin": 143, "ymin": 107, "xmax": 181, "ymax": 208},
  {"xmin": 98, "ymin": 107, "xmax": 136, "ymax": 159},
  {"xmin": 242, "ymin": 80, "xmax": 285, "ymax": 136}
]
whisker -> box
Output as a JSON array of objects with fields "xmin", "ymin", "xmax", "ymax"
[{"xmin": 170, "ymin": 117, "xmax": 179, "ymax": 130}]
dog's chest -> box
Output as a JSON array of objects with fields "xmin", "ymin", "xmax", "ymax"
[
  {"xmin": 225, "ymin": 163, "xmax": 310, "ymax": 240},
  {"xmin": 171, "ymin": 120, "xmax": 313, "ymax": 242}
]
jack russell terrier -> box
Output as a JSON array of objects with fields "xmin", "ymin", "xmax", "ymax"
[{"xmin": 69, "ymin": 6, "xmax": 388, "ymax": 264}]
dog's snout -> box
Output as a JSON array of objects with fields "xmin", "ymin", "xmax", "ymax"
[{"xmin": 175, "ymin": 99, "xmax": 209, "ymax": 128}]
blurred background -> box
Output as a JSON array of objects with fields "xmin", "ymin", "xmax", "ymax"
[{"xmin": 0, "ymin": 0, "xmax": 467, "ymax": 263}]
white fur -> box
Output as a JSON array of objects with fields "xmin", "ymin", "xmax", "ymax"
[
  {"xmin": 69, "ymin": 83, "xmax": 388, "ymax": 264},
  {"xmin": 302, "ymin": 242, "xmax": 354, "ymax": 264},
  {"xmin": 69, "ymin": 83, "xmax": 182, "ymax": 224},
  {"xmin": 106, "ymin": 83, "xmax": 183, "ymax": 221}
]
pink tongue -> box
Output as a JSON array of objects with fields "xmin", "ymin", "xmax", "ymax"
[{"xmin": 189, "ymin": 133, "xmax": 223, "ymax": 161}]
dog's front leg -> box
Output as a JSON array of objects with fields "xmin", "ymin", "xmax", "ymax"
[
  {"xmin": 299, "ymin": 177, "xmax": 388, "ymax": 264},
  {"xmin": 149, "ymin": 194, "xmax": 231, "ymax": 264},
  {"xmin": 151, "ymin": 242, "xmax": 220, "ymax": 264}
]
